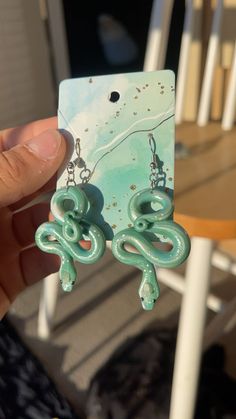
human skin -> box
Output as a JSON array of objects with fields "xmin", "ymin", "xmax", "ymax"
[{"xmin": 0, "ymin": 117, "xmax": 67, "ymax": 319}]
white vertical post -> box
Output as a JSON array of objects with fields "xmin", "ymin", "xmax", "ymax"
[
  {"xmin": 222, "ymin": 42, "xmax": 236, "ymax": 130},
  {"xmin": 175, "ymin": 0, "xmax": 194, "ymax": 124},
  {"xmin": 144, "ymin": 0, "xmax": 174, "ymax": 71},
  {"xmin": 38, "ymin": 273, "xmax": 59, "ymax": 339},
  {"xmin": 197, "ymin": 0, "xmax": 223, "ymax": 126},
  {"xmin": 169, "ymin": 237, "xmax": 214, "ymax": 419}
]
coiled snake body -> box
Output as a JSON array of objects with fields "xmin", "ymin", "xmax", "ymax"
[
  {"xmin": 35, "ymin": 186, "xmax": 190, "ymax": 309},
  {"xmin": 35, "ymin": 187, "xmax": 106, "ymax": 291},
  {"xmin": 112, "ymin": 188, "xmax": 190, "ymax": 310}
]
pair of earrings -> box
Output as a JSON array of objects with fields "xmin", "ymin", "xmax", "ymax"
[{"xmin": 35, "ymin": 135, "xmax": 190, "ymax": 310}]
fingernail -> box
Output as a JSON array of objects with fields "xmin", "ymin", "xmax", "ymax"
[{"xmin": 26, "ymin": 129, "xmax": 62, "ymax": 160}]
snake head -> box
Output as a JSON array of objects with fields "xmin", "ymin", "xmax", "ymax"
[
  {"xmin": 139, "ymin": 280, "xmax": 159, "ymax": 311},
  {"xmin": 60, "ymin": 258, "xmax": 77, "ymax": 292},
  {"xmin": 140, "ymin": 296, "xmax": 157, "ymax": 311},
  {"xmin": 140, "ymin": 292, "xmax": 158, "ymax": 310}
]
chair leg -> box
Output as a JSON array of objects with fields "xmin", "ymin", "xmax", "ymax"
[
  {"xmin": 222, "ymin": 41, "xmax": 236, "ymax": 130},
  {"xmin": 38, "ymin": 272, "xmax": 59, "ymax": 339},
  {"xmin": 143, "ymin": 0, "xmax": 174, "ymax": 71},
  {"xmin": 169, "ymin": 237, "xmax": 214, "ymax": 419},
  {"xmin": 157, "ymin": 268, "xmax": 224, "ymax": 313},
  {"xmin": 175, "ymin": 0, "xmax": 194, "ymax": 124},
  {"xmin": 197, "ymin": 0, "xmax": 223, "ymax": 126}
]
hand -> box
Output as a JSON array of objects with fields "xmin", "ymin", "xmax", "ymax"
[{"xmin": 0, "ymin": 118, "xmax": 66, "ymax": 319}]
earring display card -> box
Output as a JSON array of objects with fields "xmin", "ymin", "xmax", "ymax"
[{"xmin": 58, "ymin": 70, "xmax": 175, "ymax": 240}]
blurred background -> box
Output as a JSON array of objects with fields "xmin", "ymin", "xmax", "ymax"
[
  {"xmin": 1, "ymin": 0, "xmax": 235, "ymax": 130},
  {"xmin": 1, "ymin": 1, "xmax": 236, "ymax": 419}
]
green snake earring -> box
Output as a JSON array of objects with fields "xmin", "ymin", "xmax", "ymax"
[
  {"xmin": 111, "ymin": 134, "xmax": 190, "ymax": 311},
  {"xmin": 35, "ymin": 134, "xmax": 190, "ymax": 309},
  {"xmin": 35, "ymin": 140, "xmax": 106, "ymax": 292}
]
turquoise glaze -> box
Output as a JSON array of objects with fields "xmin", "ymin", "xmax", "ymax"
[
  {"xmin": 35, "ymin": 186, "xmax": 106, "ymax": 291},
  {"xmin": 112, "ymin": 188, "xmax": 190, "ymax": 310}
]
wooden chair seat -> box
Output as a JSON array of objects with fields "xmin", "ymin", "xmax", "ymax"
[
  {"xmin": 175, "ymin": 213, "xmax": 236, "ymax": 240},
  {"xmin": 174, "ymin": 122, "xmax": 236, "ymax": 241}
]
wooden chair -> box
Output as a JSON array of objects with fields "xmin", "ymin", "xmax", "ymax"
[{"xmin": 168, "ymin": 122, "xmax": 236, "ymax": 419}]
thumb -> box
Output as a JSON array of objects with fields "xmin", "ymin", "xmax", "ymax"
[{"xmin": 0, "ymin": 129, "xmax": 66, "ymax": 207}]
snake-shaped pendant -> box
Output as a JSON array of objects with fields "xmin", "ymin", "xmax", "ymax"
[
  {"xmin": 112, "ymin": 188, "xmax": 190, "ymax": 310},
  {"xmin": 35, "ymin": 186, "xmax": 106, "ymax": 291}
]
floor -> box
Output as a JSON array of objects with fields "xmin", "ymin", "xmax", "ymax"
[{"xmin": 7, "ymin": 245, "xmax": 236, "ymax": 415}]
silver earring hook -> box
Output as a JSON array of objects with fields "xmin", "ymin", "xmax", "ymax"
[
  {"xmin": 148, "ymin": 133, "xmax": 158, "ymax": 189},
  {"xmin": 66, "ymin": 138, "xmax": 92, "ymax": 187},
  {"xmin": 148, "ymin": 133, "xmax": 167, "ymax": 190}
]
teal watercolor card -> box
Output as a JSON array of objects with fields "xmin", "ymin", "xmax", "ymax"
[{"xmin": 57, "ymin": 70, "xmax": 175, "ymax": 240}]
